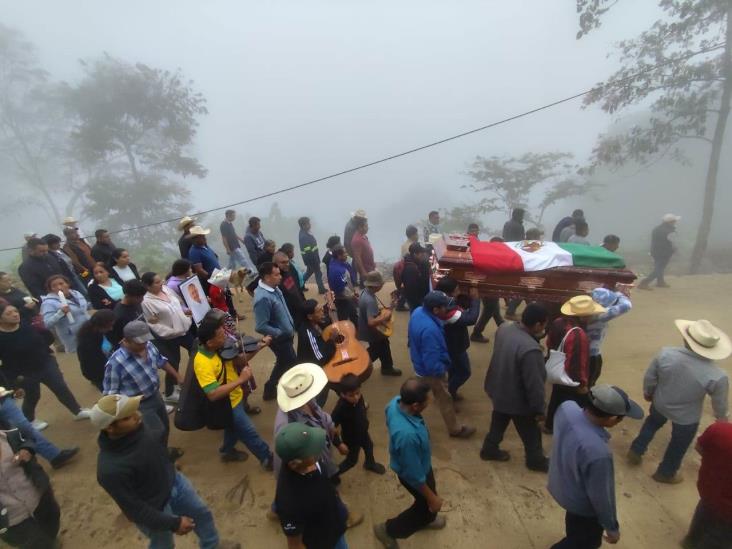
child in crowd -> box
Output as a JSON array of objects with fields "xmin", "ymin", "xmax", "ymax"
[{"xmin": 331, "ymin": 373, "xmax": 386, "ymax": 475}]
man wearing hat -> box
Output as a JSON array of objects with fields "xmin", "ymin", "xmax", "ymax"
[
  {"xmin": 358, "ymin": 271, "xmax": 401, "ymax": 376},
  {"xmin": 586, "ymin": 287, "xmax": 632, "ymax": 386},
  {"xmin": 548, "ymin": 384, "xmax": 644, "ymax": 548},
  {"xmin": 193, "ymin": 318, "xmax": 273, "ymax": 467},
  {"xmin": 638, "ymin": 213, "xmax": 680, "ymax": 290},
  {"xmin": 177, "ymin": 215, "xmax": 197, "ymax": 259},
  {"xmin": 186, "ymin": 226, "xmax": 218, "ymax": 279},
  {"xmin": 628, "ymin": 319, "xmax": 730, "ymax": 484},
  {"xmin": 93, "ymin": 394, "xmax": 239, "ymax": 549},
  {"xmin": 103, "ymin": 321, "xmax": 183, "ymax": 446},
  {"xmin": 545, "ymin": 295, "xmax": 606, "ymax": 433},
  {"xmin": 274, "ymin": 423, "xmax": 349, "ymax": 549},
  {"xmin": 408, "ymin": 290, "xmax": 475, "ymax": 438}
]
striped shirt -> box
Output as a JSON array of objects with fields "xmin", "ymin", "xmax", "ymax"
[{"xmin": 103, "ymin": 342, "xmax": 168, "ymax": 398}]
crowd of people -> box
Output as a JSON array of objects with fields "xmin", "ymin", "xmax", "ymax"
[{"xmin": 0, "ymin": 207, "xmax": 728, "ymax": 549}]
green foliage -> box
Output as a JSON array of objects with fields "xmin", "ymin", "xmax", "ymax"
[
  {"xmin": 578, "ymin": 0, "xmax": 732, "ymax": 271},
  {"xmin": 464, "ymin": 151, "xmax": 591, "ymax": 227},
  {"xmin": 439, "ymin": 205, "xmax": 492, "ymax": 235},
  {"xmin": 63, "ymin": 54, "xmax": 207, "ymax": 249}
]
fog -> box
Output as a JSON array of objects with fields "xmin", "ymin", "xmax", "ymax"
[{"xmin": 2, "ymin": 1, "xmax": 730, "ymax": 267}]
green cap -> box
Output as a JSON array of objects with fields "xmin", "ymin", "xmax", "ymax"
[{"xmin": 275, "ymin": 423, "xmax": 326, "ymax": 463}]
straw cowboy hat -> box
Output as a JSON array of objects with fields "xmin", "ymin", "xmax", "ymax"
[
  {"xmin": 350, "ymin": 209, "xmax": 367, "ymax": 219},
  {"xmin": 62, "ymin": 216, "xmax": 78, "ymax": 226},
  {"xmin": 188, "ymin": 225, "xmax": 211, "ymax": 236},
  {"xmin": 177, "ymin": 216, "xmax": 197, "ymax": 230},
  {"xmin": 674, "ymin": 319, "xmax": 731, "ymax": 360},
  {"xmin": 277, "ymin": 363, "xmax": 329, "ymax": 413},
  {"xmin": 662, "ymin": 213, "xmax": 681, "ymax": 224},
  {"xmin": 560, "ymin": 295, "xmax": 606, "ymax": 317}
]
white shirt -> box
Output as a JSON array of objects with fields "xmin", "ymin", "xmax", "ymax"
[{"xmin": 113, "ymin": 265, "xmax": 137, "ymax": 282}]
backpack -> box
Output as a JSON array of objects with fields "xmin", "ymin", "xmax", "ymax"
[{"xmin": 174, "ymin": 345, "xmax": 233, "ymax": 431}]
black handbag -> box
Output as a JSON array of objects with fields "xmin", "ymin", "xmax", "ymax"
[{"xmin": 174, "ymin": 348, "xmax": 233, "ymax": 431}]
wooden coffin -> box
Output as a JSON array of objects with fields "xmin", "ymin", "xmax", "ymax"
[{"xmin": 432, "ymin": 235, "xmax": 636, "ymax": 303}]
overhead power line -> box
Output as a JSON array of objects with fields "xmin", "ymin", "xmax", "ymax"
[{"xmin": 0, "ymin": 42, "xmax": 725, "ymax": 253}]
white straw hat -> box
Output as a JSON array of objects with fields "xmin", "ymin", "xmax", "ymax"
[
  {"xmin": 277, "ymin": 363, "xmax": 328, "ymax": 413},
  {"xmin": 674, "ymin": 319, "xmax": 731, "ymax": 360},
  {"xmin": 560, "ymin": 295, "xmax": 606, "ymax": 317},
  {"xmin": 177, "ymin": 216, "xmax": 197, "ymax": 230},
  {"xmin": 188, "ymin": 225, "xmax": 211, "ymax": 236},
  {"xmin": 662, "ymin": 213, "xmax": 681, "ymax": 223}
]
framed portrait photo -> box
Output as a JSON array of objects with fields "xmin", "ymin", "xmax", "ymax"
[{"xmin": 179, "ymin": 275, "xmax": 211, "ymax": 325}]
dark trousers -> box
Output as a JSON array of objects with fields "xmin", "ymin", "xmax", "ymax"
[
  {"xmin": 684, "ymin": 500, "xmax": 732, "ymax": 549},
  {"xmin": 264, "ymin": 337, "xmax": 297, "ymax": 395},
  {"xmin": 447, "ymin": 351, "xmax": 471, "ymax": 396},
  {"xmin": 335, "ymin": 298, "xmax": 358, "ymax": 326},
  {"xmin": 588, "ymin": 355, "xmax": 603, "ymax": 387},
  {"xmin": 481, "ymin": 410, "xmax": 545, "ymax": 466},
  {"xmin": 368, "ymin": 338, "xmax": 394, "ymax": 370},
  {"xmin": 473, "ymin": 297, "xmax": 504, "ymax": 336},
  {"xmin": 630, "ymin": 404, "xmax": 698, "ymax": 477},
  {"xmin": 22, "ymin": 356, "xmax": 82, "ymax": 421},
  {"xmin": 550, "ymin": 511, "xmax": 604, "ymax": 549},
  {"xmin": 641, "ymin": 255, "xmax": 671, "ymax": 286},
  {"xmin": 505, "ymin": 298, "xmax": 522, "ymax": 316},
  {"xmin": 140, "ymin": 392, "xmax": 170, "ymax": 447},
  {"xmin": 154, "ymin": 333, "xmax": 194, "ymax": 396},
  {"xmin": 224, "ymin": 287, "xmax": 238, "ymax": 317},
  {"xmin": 338, "ymin": 433, "xmax": 377, "ymax": 473},
  {"xmin": 0, "ymin": 488, "xmax": 60, "ymax": 549},
  {"xmin": 385, "ymin": 469, "xmax": 437, "ymax": 539},
  {"xmin": 546, "ymin": 385, "xmax": 588, "ymax": 431},
  {"xmin": 303, "ymin": 260, "xmax": 326, "ymax": 293}
]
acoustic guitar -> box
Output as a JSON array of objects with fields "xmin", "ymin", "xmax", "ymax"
[
  {"xmin": 322, "ymin": 291, "xmax": 373, "ymax": 383},
  {"xmin": 374, "ymin": 290, "xmax": 398, "ymax": 338}
]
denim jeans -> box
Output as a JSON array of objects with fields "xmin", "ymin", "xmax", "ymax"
[
  {"xmin": 0, "ymin": 397, "xmax": 60, "ymax": 462},
  {"xmin": 228, "ymin": 248, "xmax": 256, "ymax": 272},
  {"xmin": 641, "ymin": 255, "xmax": 671, "ymax": 286},
  {"xmin": 630, "ymin": 405, "xmax": 699, "ymax": 477},
  {"xmin": 264, "ymin": 337, "xmax": 297, "ymax": 396},
  {"xmin": 302, "ymin": 259, "xmax": 327, "ymax": 293},
  {"xmin": 136, "ymin": 472, "xmax": 219, "ymax": 549},
  {"xmin": 447, "ymin": 351, "xmax": 471, "ymax": 396},
  {"xmin": 221, "ymin": 401, "xmax": 272, "ymax": 464}
]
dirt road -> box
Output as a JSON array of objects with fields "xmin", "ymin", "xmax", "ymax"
[{"xmin": 26, "ymin": 273, "xmax": 731, "ymax": 548}]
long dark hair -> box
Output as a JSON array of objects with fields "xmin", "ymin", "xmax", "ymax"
[{"xmin": 77, "ymin": 309, "xmax": 115, "ymax": 341}]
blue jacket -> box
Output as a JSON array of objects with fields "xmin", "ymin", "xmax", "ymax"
[
  {"xmin": 385, "ymin": 396, "xmax": 432, "ymax": 489},
  {"xmin": 253, "ymin": 282, "xmax": 295, "ymax": 340},
  {"xmin": 408, "ymin": 306, "xmax": 451, "ymax": 377},
  {"xmin": 327, "ymin": 259, "xmax": 355, "ymax": 296}
]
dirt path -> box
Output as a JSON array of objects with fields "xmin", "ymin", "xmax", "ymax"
[{"xmin": 27, "ymin": 273, "xmax": 731, "ymax": 548}]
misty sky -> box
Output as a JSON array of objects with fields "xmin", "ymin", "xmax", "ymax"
[{"xmin": 4, "ymin": 1, "xmax": 712, "ymax": 260}]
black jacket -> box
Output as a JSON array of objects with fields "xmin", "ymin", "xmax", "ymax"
[
  {"xmin": 109, "ymin": 263, "xmax": 140, "ymax": 286},
  {"xmin": 297, "ymin": 323, "xmax": 336, "ymax": 366},
  {"xmin": 401, "ymin": 256, "xmax": 430, "ymax": 310},
  {"xmin": 650, "ymin": 222, "xmax": 675, "ymax": 259},
  {"xmin": 91, "ymin": 242, "xmax": 116, "ymax": 265},
  {"xmin": 443, "ymin": 297, "xmax": 481, "ymax": 355},
  {"xmin": 76, "ymin": 331, "xmax": 107, "ymax": 386},
  {"xmin": 502, "ymin": 219, "xmax": 525, "ymax": 241},
  {"xmin": 17, "ymin": 255, "xmax": 65, "ymax": 299},
  {"xmin": 178, "ymin": 234, "xmax": 192, "ymax": 259},
  {"xmin": 0, "ymin": 287, "xmax": 37, "ymax": 325},
  {"xmin": 97, "ymin": 425, "xmax": 179, "ymax": 532},
  {"xmin": 279, "ymin": 269, "xmax": 306, "ymax": 328},
  {"xmin": 331, "ymin": 396, "xmax": 370, "ymax": 448},
  {"xmin": 88, "ymin": 282, "xmax": 121, "ymax": 310}
]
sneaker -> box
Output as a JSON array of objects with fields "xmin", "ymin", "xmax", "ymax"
[
  {"xmin": 526, "ymin": 456, "xmax": 550, "ymax": 473},
  {"xmin": 364, "ymin": 462, "xmax": 386, "ymax": 475},
  {"xmin": 221, "ymin": 449, "xmax": 249, "ymax": 462},
  {"xmin": 73, "ymin": 409, "xmax": 91, "ymax": 421},
  {"xmin": 480, "ymin": 448, "xmax": 510, "ymax": 462},
  {"xmin": 51, "ymin": 447, "xmax": 80, "ymax": 469},
  {"xmin": 31, "ymin": 419, "xmax": 49, "ymax": 431},
  {"xmin": 380, "ymin": 367, "xmax": 402, "ymax": 377},
  {"xmin": 426, "ymin": 515, "xmax": 447, "ymax": 530},
  {"xmin": 626, "ymin": 449, "xmax": 642, "ymax": 466},
  {"xmin": 164, "ymin": 388, "xmax": 180, "ymax": 404},
  {"xmin": 346, "ymin": 510, "xmax": 364, "ymax": 529},
  {"xmin": 373, "ymin": 523, "xmax": 399, "ymax": 549},
  {"xmin": 470, "ymin": 333, "xmax": 489, "ymax": 344},
  {"xmin": 449, "ymin": 425, "xmax": 476, "ymax": 439},
  {"xmin": 652, "ymin": 471, "xmax": 684, "ymax": 484},
  {"xmin": 165, "ymin": 404, "xmax": 175, "ymax": 414}
]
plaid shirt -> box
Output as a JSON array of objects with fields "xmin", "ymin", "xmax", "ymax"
[{"xmin": 103, "ymin": 342, "xmax": 168, "ymax": 398}]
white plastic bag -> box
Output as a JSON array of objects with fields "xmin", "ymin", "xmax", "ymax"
[{"xmin": 545, "ymin": 327, "xmax": 581, "ymax": 387}]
